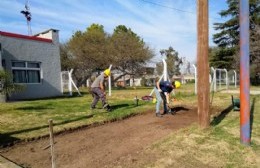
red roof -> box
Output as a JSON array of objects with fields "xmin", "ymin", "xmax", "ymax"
[{"xmin": 0, "ymin": 31, "xmax": 52, "ymax": 43}]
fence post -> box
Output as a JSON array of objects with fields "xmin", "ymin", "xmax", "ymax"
[
  {"xmin": 192, "ymin": 64, "xmax": 197, "ymax": 94},
  {"xmin": 48, "ymin": 119, "xmax": 56, "ymax": 168}
]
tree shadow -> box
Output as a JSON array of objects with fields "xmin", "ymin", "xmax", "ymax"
[
  {"xmin": 0, "ymin": 114, "xmax": 93, "ymax": 147},
  {"xmin": 250, "ymin": 97, "xmax": 256, "ymax": 139},
  {"xmin": 210, "ymin": 105, "xmax": 233, "ymax": 126}
]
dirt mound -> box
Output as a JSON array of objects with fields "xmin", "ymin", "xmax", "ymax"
[{"xmin": 0, "ymin": 106, "xmax": 198, "ymax": 168}]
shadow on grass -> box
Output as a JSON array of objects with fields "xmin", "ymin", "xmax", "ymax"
[
  {"xmin": 0, "ymin": 114, "xmax": 93, "ymax": 147},
  {"xmin": 250, "ymin": 98, "xmax": 256, "ymax": 139},
  {"xmin": 16, "ymin": 105, "xmax": 55, "ymax": 111},
  {"xmin": 210, "ymin": 105, "xmax": 233, "ymax": 126},
  {"xmin": 8, "ymin": 92, "xmax": 88, "ymax": 103},
  {"xmin": 110, "ymin": 104, "xmax": 130, "ymax": 110},
  {"xmin": 0, "ymin": 134, "xmax": 20, "ymax": 147}
]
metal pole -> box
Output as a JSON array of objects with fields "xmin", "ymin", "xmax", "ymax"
[
  {"xmin": 224, "ymin": 69, "xmax": 228, "ymax": 89},
  {"xmin": 234, "ymin": 70, "xmax": 237, "ymax": 88},
  {"xmin": 162, "ymin": 59, "xmax": 167, "ymax": 81},
  {"xmin": 108, "ymin": 64, "xmax": 112, "ymax": 96},
  {"xmin": 239, "ymin": 0, "xmax": 250, "ymax": 145},
  {"xmin": 197, "ymin": 0, "xmax": 210, "ymax": 128},
  {"xmin": 150, "ymin": 59, "xmax": 167, "ymax": 96},
  {"xmin": 192, "ymin": 64, "xmax": 197, "ymax": 94},
  {"xmin": 219, "ymin": 71, "xmax": 221, "ymax": 89},
  {"xmin": 211, "ymin": 67, "xmax": 216, "ymax": 92},
  {"xmin": 68, "ymin": 69, "xmax": 73, "ymax": 96}
]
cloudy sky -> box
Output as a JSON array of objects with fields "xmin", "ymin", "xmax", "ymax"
[{"xmin": 0, "ymin": 0, "xmax": 228, "ymax": 64}]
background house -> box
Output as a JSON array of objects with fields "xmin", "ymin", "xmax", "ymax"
[
  {"xmin": 0, "ymin": 29, "xmax": 62, "ymax": 100},
  {"xmin": 114, "ymin": 67, "xmax": 157, "ymax": 87}
]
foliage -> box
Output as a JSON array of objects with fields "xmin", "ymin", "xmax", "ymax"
[
  {"xmin": 66, "ymin": 24, "xmax": 109, "ymax": 86},
  {"xmin": 60, "ymin": 43, "xmax": 75, "ymax": 71},
  {"xmin": 212, "ymin": 0, "xmax": 260, "ymax": 74},
  {"xmin": 209, "ymin": 46, "xmax": 236, "ymax": 69},
  {"xmin": 0, "ymin": 70, "xmax": 25, "ymax": 98},
  {"xmin": 62, "ymin": 24, "xmax": 155, "ymax": 87}
]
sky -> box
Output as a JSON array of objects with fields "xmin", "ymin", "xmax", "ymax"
[{"xmin": 0, "ymin": 0, "xmax": 228, "ymax": 66}]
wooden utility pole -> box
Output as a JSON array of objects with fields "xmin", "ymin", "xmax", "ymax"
[{"xmin": 197, "ymin": 0, "xmax": 210, "ymax": 128}]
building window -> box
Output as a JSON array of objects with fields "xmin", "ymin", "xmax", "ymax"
[{"xmin": 12, "ymin": 61, "xmax": 41, "ymax": 84}]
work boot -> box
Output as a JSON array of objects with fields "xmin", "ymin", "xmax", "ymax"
[
  {"xmin": 162, "ymin": 111, "xmax": 168, "ymax": 115},
  {"xmin": 170, "ymin": 109, "xmax": 176, "ymax": 115},
  {"xmin": 103, "ymin": 103, "xmax": 108, "ymax": 109},
  {"xmin": 156, "ymin": 113, "xmax": 163, "ymax": 117},
  {"xmin": 103, "ymin": 103, "xmax": 112, "ymax": 112},
  {"xmin": 106, "ymin": 105, "xmax": 112, "ymax": 112}
]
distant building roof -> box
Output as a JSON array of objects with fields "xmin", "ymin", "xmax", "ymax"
[{"xmin": 0, "ymin": 30, "xmax": 52, "ymax": 43}]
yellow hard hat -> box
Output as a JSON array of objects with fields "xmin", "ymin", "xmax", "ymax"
[
  {"xmin": 104, "ymin": 69, "xmax": 111, "ymax": 76},
  {"xmin": 174, "ymin": 81, "xmax": 181, "ymax": 89}
]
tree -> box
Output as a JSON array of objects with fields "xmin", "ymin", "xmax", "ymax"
[
  {"xmin": 212, "ymin": 0, "xmax": 260, "ymax": 71},
  {"xmin": 157, "ymin": 46, "xmax": 182, "ymax": 77},
  {"xmin": 67, "ymin": 24, "xmax": 109, "ymax": 86},
  {"xmin": 65, "ymin": 24, "xmax": 154, "ymax": 87},
  {"xmin": 111, "ymin": 25, "xmax": 154, "ymax": 84},
  {"xmin": 60, "ymin": 43, "xmax": 75, "ymax": 71},
  {"xmin": 209, "ymin": 46, "xmax": 236, "ymax": 69}
]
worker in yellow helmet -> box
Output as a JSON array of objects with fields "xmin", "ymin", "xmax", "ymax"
[
  {"xmin": 90, "ymin": 69, "xmax": 111, "ymax": 111},
  {"xmin": 154, "ymin": 80, "xmax": 181, "ymax": 117}
]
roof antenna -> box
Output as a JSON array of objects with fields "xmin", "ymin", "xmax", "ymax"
[{"xmin": 21, "ymin": 0, "xmax": 32, "ymax": 36}]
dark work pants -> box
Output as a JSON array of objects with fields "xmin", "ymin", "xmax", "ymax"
[
  {"xmin": 91, "ymin": 87, "xmax": 107, "ymax": 108},
  {"xmin": 160, "ymin": 92, "xmax": 168, "ymax": 113}
]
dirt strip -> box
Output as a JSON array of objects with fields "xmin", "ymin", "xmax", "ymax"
[{"xmin": 0, "ymin": 106, "xmax": 198, "ymax": 168}]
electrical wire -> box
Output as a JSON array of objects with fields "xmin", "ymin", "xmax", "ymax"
[
  {"xmin": 140, "ymin": 0, "xmax": 194, "ymax": 14},
  {"xmin": 140, "ymin": 0, "xmax": 223, "ymax": 20}
]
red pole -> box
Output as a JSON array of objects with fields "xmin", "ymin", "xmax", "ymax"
[{"xmin": 239, "ymin": 0, "xmax": 251, "ymax": 145}]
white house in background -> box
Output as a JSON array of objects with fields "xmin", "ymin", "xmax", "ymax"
[
  {"xmin": 114, "ymin": 67, "xmax": 157, "ymax": 87},
  {"xmin": 0, "ymin": 29, "xmax": 62, "ymax": 100}
]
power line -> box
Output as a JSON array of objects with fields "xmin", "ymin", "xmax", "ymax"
[
  {"xmin": 140, "ymin": 0, "xmax": 223, "ymax": 20},
  {"xmin": 140, "ymin": 0, "xmax": 194, "ymax": 14}
]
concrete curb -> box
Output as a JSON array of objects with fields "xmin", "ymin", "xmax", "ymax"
[
  {"xmin": 220, "ymin": 90, "xmax": 260, "ymax": 95},
  {"xmin": 0, "ymin": 155, "xmax": 22, "ymax": 168}
]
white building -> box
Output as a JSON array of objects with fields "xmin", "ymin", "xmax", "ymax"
[{"xmin": 0, "ymin": 29, "xmax": 62, "ymax": 100}]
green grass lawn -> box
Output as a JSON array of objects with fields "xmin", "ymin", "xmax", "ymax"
[
  {"xmin": 0, "ymin": 87, "xmax": 157, "ymax": 144},
  {"xmin": 0, "ymin": 84, "xmax": 259, "ymax": 167}
]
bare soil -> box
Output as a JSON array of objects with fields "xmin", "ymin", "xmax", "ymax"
[{"xmin": 0, "ymin": 105, "xmax": 201, "ymax": 168}]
